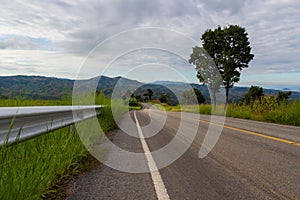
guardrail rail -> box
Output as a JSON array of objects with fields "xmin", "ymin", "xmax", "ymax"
[{"xmin": 0, "ymin": 105, "xmax": 103, "ymax": 147}]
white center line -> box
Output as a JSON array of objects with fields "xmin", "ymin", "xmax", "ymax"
[{"xmin": 134, "ymin": 111, "xmax": 170, "ymax": 200}]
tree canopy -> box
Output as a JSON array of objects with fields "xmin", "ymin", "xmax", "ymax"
[
  {"xmin": 197, "ymin": 25, "xmax": 254, "ymax": 106},
  {"xmin": 276, "ymin": 91, "xmax": 292, "ymax": 102},
  {"xmin": 147, "ymin": 89, "xmax": 153, "ymax": 100},
  {"xmin": 240, "ymin": 86, "xmax": 264, "ymax": 105},
  {"xmin": 159, "ymin": 94, "xmax": 169, "ymax": 104}
]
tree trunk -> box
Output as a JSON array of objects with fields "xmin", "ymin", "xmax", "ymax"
[
  {"xmin": 225, "ymin": 82, "xmax": 229, "ymax": 109},
  {"xmin": 213, "ymin": 91, "xmax": 216, "ymax": 108}
]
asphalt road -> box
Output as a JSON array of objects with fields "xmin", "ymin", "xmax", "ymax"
[{"xmin": 68, "ymin": 104, "xmax": 300, "ymax": 200}]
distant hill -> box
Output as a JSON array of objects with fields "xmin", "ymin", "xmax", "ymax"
[
  {"xmin": 0, "ymin": 75, "xmax": 299, "ymax": 104},
  {"xmin": 0, "ymin": 75, "xmax": 73, "ymax": 100}
]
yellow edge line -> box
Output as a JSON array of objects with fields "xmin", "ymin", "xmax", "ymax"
[{"xmin": 189, "ymin": 117, "xmax": 300, "ymax": 147}]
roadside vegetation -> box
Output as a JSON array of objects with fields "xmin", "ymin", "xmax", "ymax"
[
  {"xmin": 189, "ymin": 25, "xmax": 254, "ymax": 106},
  {"xmin": 0, "ymin": 93, "xmax": 127, "ymax": 199},
  {"xmin": 155, "ymin": 101, "xmax": 300, "ymax": 126},
  {"xmin": 154, "ymin": 87, "xmax": 300, "ymax": 126},
  {"xmin": 127, "ymin": 97, "xmax": 143, "ymax": 110}
]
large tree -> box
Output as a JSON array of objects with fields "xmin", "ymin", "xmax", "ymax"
[
  {"xmin": 199, "ymin": 25, "xmax": 254, "ymax": 106},
  {"xmin": 189, "ymin": 47, "xmax": 222, "ymax": 106}
]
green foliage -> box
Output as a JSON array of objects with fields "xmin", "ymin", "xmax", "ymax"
[
  {"xmin": 159, "ymin": 94, "xmax": 170, "ymax": 104},
  {"xmin": 235, "ymin": 99, "xmax": 300, "ymax": 125},
  {"xmin": 128, "ymin": 97, "xmax": 139, "ymax": 107},
  {"xmin": 0, "ymin": 99, "xmax": 71, "ymax": 106},
  {"xmin": 141, "ymin": 89, "xmax": 154, "ymax": 101},
  {"xmin": 164, "ymin": 100, "xmax": 300, "ymax": 126},
  {"xmin": 240, "ymin": 88, "xmax": 293, "ymax": 115},
  {"xmin": 95, "ymin": 92, "xmax": 111, "ymax": 105},
  {"xmin": 276, "ymin": 91, "xmax": 292, "ymax": 102},
  {"xmin": 0, "ymin": 94, "xmax": 127, "ymax": 199},
  {"xmin": 240, "ymin": 86, "xmax": 264, "ymax": 105},
  {"xmin": 180, "ymin": 88, "xmax": 205, "ymax": 105},
  {"xmin": 263, "ymin": 101, "xmax": 300, "ymax": 126},
  {"xmin": 0, "ymin": 126, "xmax": 89, "ymax": 199},
  {"xmin": 154, "ymin": 103, "xmax": 176, "ymax": 111},
  {"xmin": 135, "ymin": 95, "xmax": 143, "ymax": 102},
  {"xmin": 0, "ymin": 75, "xmax": 73, "ymax": 100},
  {"xmin": 147, "ymin": 89, "xmax": 154, "ymax": 100},
  {"xmin": 200, "ymin": 25, "xmax": 254, "ymax": 104}
]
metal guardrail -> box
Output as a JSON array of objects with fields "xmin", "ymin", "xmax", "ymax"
[{"xmin": 0, "ymin": 105, "xmax": 103, "ymax": 147}]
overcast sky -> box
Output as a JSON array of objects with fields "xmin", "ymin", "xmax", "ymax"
[{"xmin": 0, "ymin": 0, "xmax": 299, "ymax": 89}]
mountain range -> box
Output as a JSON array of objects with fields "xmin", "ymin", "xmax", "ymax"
[{"xmin": 0, "ymin": 75, "xmax": 299, "ymax": 105}]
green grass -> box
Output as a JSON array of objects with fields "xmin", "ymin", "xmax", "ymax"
[
  {"xmin": 154, "ymin": 101, "xmax": 300, "ymax": 126},
  {"xmin": 226, "ymin": 100, "xmax": 300, "ymax": 126},
  {"xmin": 153, "ymin": 103, "xmax": 174, "ymax": 111},
  {"xmin": 0, "ymin": 95, "xmax": 127, "ymax": 199},
  {"xmin": 129, "ymin": 105, "xmax": 143, "ymax": 110},
  {"xmin": 0, "ymin": 99, "xmax": 72, "ymax": 106},
  {"xmin": 0, "ymin": 126, "xmax": 88, "ymax": 199}
]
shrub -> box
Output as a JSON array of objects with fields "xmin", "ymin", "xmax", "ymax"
[{"xmin": 128, "ymin": 98, "xmax": 139, "ymax": 107}]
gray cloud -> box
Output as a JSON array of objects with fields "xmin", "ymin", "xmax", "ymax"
[
  {"xmin": 0, "ymin": 0, "xmax": 299, "ymax": 83},
  {"xmin": 199, "ymin": 0, "xmax": 251, "ymax": 14},
  {"xmin": 0, "ymin": 36, "xmax": 39, "ymax": 50}
]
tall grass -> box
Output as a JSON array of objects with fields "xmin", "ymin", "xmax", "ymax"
[
  {"xmin": 0, "ymin": 94, "xmax": 127, "ymax": 199},
  {"xmin": 0, "ymin": 99, "xmax": 71, "ymax": 106},
  {"xmin": 155, "ymin": 100, "xmax": 300, "ymax": 126},
  {"xmin": 0, "ymin": 126, "xmax": 87, "ymax": 199},
  {"xmin": 226, "ymin": 100, "xmax": 300, "ymax": 126}
]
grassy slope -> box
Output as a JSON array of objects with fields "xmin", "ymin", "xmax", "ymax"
[
  {"xmin": 154, "ymin": 101, "xmax": 300, "ymax": 126},
  {"xmin": 0, "ymin": 97, "xmax": 127, "ymax": 199}
]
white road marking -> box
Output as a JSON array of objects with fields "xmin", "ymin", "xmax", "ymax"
[{"xmin": 134, "ymin": 111, "xmax": 170, "ymax": 200}]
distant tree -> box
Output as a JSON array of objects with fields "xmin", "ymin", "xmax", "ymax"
[
  {"xmin": 147, "ymin": 89, "xmax": 153, "ymax": 100},
  {"xmin": 159, "ymin": 94, "xmax": 169, "ymax": 104},
  {"xmin": 180, "ymin": 88, "xmax": 205, "ymax": 105},
  {"xmin": 135, "ymin": 95, "xmax": 143, "ymax": 102},
  {"xmin": 200, "ymin": 25, "xmax": 254, "ymax": 107},
  {"xmin": 240, "ymin": 86, "xmax": 264, "ymax": 105},
  {"xmin": 277, "ymin": 91, "xmax": 292, "ymax": 102},
  {"xmin": 142, "ymin": 92, "xmax": 148, "ymax": 101}
]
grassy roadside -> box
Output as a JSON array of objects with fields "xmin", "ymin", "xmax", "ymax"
[
  {"xmin": 129, "ymin": 105, "xmax": 143, "ymax": 110},
  {"xmin": 0, "ymin": 96, "xmax": 127, "ymax": 199},
  {"xmin": 153, "ymin": 101, "xmax": 300, "ymax": 126}
]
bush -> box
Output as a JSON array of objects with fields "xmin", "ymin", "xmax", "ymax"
[
  {"xmin": 159, "ymin": 94, "xmax": 169, "ymax": 104},
  {"xmin": 240, "ymin": 86, "xmax": 264, "ymax": 105},
  {"xmin": 128, "ymin": 98, "xmax": 139, "ymax": 107}
]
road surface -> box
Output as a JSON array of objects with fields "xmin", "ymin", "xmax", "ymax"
[{"xmin": 67, "ymin": 104, "xmax": 300, "ymax": 200}]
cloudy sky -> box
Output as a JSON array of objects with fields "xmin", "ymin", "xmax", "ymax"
[{"xmin": 0, "ymin": 0, "xmax": 299, "ymax": 89}]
